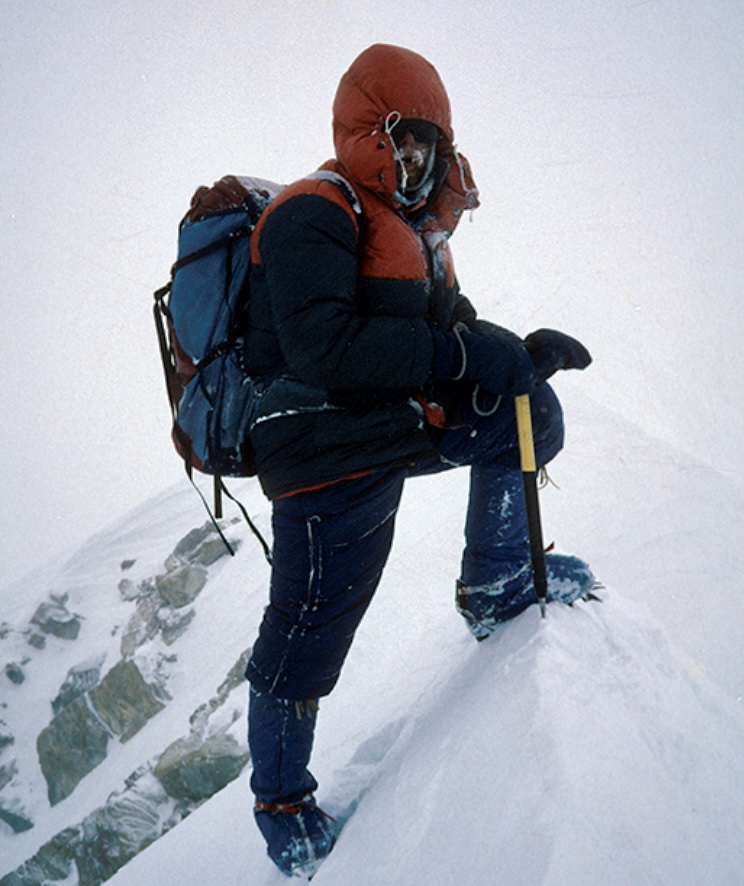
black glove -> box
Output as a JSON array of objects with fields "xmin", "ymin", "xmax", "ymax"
[
  {"xmin": 431, "ymin": 327, "xmax": 536, "ymax": 396},
  {"xmin": 523, "ymin": 329, "xmax": 592, "ymax": 385}
]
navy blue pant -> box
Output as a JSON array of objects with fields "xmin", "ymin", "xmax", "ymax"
[{"xmin": 246, "ymin": 383, "xmax": 563, "ymax": 700}]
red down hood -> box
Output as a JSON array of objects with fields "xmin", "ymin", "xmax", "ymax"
[{"xmin": 331, "ymin": 44, "xmax": 479, "ymax": 234}]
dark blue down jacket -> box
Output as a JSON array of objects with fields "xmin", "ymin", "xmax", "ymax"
[{"xmin": 243, "ymin": 44, "xmax": 481, "ymax": 499}]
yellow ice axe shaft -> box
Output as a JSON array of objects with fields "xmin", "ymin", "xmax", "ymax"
[{"xmin": 515, "ymin": 394, "xmax": 548, "ymax": 617}]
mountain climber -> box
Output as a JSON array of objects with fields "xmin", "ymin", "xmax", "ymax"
[{"xmin": 243, "ymin": 43, "xmax": 594, "ymax": 877}]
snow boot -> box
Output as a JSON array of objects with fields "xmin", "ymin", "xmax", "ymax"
[
  {"xmin": 254, "ymin": 795, "xmax": 338, "ymax": 878},
  {"xmin": 456, "ymin": 552, "xmax": 597, "ymax": 640}
]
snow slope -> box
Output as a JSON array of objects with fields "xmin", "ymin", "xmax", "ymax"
[
  {"xmin": 112, "ymin": 599, "xmax": 741, "ymax": 886},
  {"xmin": 2, "ymin": 387, "xmax": 742, "ymax": 884}
]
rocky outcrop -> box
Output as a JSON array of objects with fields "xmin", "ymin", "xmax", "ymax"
[
  {"xmin": 36, "ymin": 695, "xmax": 112, "ymax": 806},
  {"xmin": 170, "ymin": 522, "xmax": 236, "ymax": 568},
  {"xmin": 90, "ymin": 659, "xmax": 166, "ymax": 743},
  {"xmin": 52, "ymin": 654, "xmax": 106, "ymax": 715},
  {"xmin": 118, "ymin": 521, "xmax": 238, "ymax": 659},
  {"xmin": 0, "ymin": 772, "xmax": 178, "ymax": 886},
  {"xmin": 0, "ymin": 723, "xmax": 33, "ymax": 836},
  {"xmin": 0, "ymin": 801, "xmax": 33, "ymax": 835},
  {"xmin": 3, "ymin": 649, "xmax": 251, "ymax": 886},
  {"xmin": 37, "ymin": 658, "xmax": 166, "ymax": 806},
  {"xmin": 154, "ymin": 730, "xmax": 249, "ymax": 802},
  {"xmin": 3, "ymin": 663, "xmax": 24, "ymax": 685},
  {"xmin": 155, "ymin": 564, "xmax": 207, "ymax": 609},
  {"xmin": 0, "ymin": 723, "xmax": 14, "ymax": 751},
  {"xmin": 29, "ymin": 596, "xmax": 82, "ymax": 641},
  {"xmin": 1, "ymin": 518, "xmax": 250, "ymax": 884}
]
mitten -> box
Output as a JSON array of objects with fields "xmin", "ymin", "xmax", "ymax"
[{"xmin": 523, "ymin": 329, "xmax": 592, "ymax": 385}]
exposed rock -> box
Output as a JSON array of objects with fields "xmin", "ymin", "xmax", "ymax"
[
  {"xmin": 120, "ymin": 593, "xmax": 160, "ymax": 657},
  {"xmin": 172, "ymin": 523, "xmax": 214, "ymax": 560},
  {"xmin": 0, "ymin": 827, "xmax": 77, "ymax": 885},
  {"xmin": 117, "ymin": 577, "xmax": 138, "ymax": 601},
  {"xmin": 0, "ymin": 800, "xmax": 33, "ymax": 834},
  {"xmin": 0, "ymin": 721, "xmax": 14, "ymax": 749},
  {"xmin": 6, "ymin": 648, "xmax": 252, "ymax": 885},
  {"xmin": 52, "ymin": 654, "xmax": 106, "ymax": 715},
  {"xmin": 37, "ymin": 659, "xmax": 166, "ymax": 805},
  {"xmin": 1, "ymin": 772, "xmax": 180, "ymax": 886},
  {"xmin": 171, "ymin": 521, "xmax": 238, "ymax": 568},
  {"xmin": 129, "ymin": 652, "xmax": 174, "ymax": 707},
  {"xmin": 37, "ymin": 695, "xmax": 111, "ymax": 806},
  {"xmin": 0, "ymin": 757, "xmax": 17, "ymax": 791},
  {"xmin": 190, "ymin": 534, "xmax": 239, "ymax": 567},
  {"xmin": 119, "ymin": 575, "xmax": 157, "ymax": 603},
  {"xmin": 30, "ymin": 599, "xmax": 82, "ymax": 640},
  {"xmin": 154, "ymin": 730, "xmax": 249, "ymax": 802},
  {"xmin": 4, "ymin": 663, "xmax": 24, "ymax": 685},
  {"xmin": 90, "ymin": 659, "xmax": 165, "ymax": 743},
  {"xmin": 156, "ymin": 564, "xmax": 207, "ymax": 608},
  {"xmin": 159, "ymin": 606, "xmax": 196, "ymax": 645},
  {"xmin": 26, "ymin": 631, "xmax": 46, "ymax": 650},
  {"xmin": 73, "ymin": 775, "xmax": 177, "ymax": 885},
  {"xmin": 218, "ymin": 647, "xmax": 252, "ymax": 697},
  {"xmin": 120, "ymin": 558, "xmax": 136, "ymax": 571},
  {"xmin": 6, "ymin": 718, "xmax": 249, "ymax": 883}
]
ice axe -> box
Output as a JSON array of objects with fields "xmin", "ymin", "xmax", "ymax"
[{"xmin": 515, "ymin": 394, "xmax": 548, "ymax": 618}]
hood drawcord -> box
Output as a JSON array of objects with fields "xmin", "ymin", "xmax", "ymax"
[
  {"xmin": 452, "ymin": 150, "xmax": 479, "ymax": 219},
  {"xmin": 384, "ymin": 111, "xmax": 408, "ymax": 191},
  {"xmin": 384, "ymin": 110, "xmax": 437, "ymax": 207}
]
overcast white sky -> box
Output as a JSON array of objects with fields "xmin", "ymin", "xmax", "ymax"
[{"xmin": 1, "ymin": 0, "xmax": 742, "ymax": 593}]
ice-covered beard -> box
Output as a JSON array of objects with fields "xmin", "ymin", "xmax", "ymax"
[
  {"xmin": 393, "ymin": 143, "xmax": 436, "ymax": 207},
  {"xmin": 400, "ymin": 147, "xmax": 427, "ymax": 188}
]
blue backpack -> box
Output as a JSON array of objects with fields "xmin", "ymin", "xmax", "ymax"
[
  {"xmin": 154, "ymin": 175, "xmax": 284, "ymax": 558},
  {"xmin": 154, "ymin": 172, "xmax": 360, "ymax": 556},
  {"xmin": 154, "ymin": 175, "xmax": 283, "ymax": 480}
]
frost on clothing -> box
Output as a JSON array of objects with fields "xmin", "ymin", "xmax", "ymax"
[
  {"xmin": 244, "ymin": 43, "xmax": 595, "ymax": 880},
  {"xmin": 246, "ymin": 471, "xmax": 402, "ymax": 699},
  {"xmin": 249, "ymin": 687, "xmax": 337, "ymax": 876},
  {"xmin": 246, "ymin": 384, "xmax": 570, "ymax": 701},
  {"xmin": 456, "ymin": 554, "xmax": 597, "ymax": 640}
]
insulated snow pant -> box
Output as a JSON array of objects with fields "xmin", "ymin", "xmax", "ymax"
[
  {"xmin": 246, "ymin": 381, "xmax": 563, "ymax": 700},
  {"xmin": 246, "ymin": 382, "xmax": 563, "ymax": 805},
  {"xmin": 412, "ymin": 382, "xmax": 564, "ymax": 587},
  {"xmin": 248, "ymin": 685, "xmax": 319, "ymax": 804},
  {"xmin": 246, "ymin": 468, "xmax": 405, "ymax": 700}
]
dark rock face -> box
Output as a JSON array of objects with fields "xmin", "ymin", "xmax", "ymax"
[
  {"xmin": 2, "ymin": 520, "xmax": 249, "ymax": 885},
  {"xmin": 52, "ymin": 656, "xmax": 106, "ymax": 715},
  {"xmin": 30, "ymin": 600, "xmax": 82, "ymax": 640},
  {"xmin": 156, "ymin": 565, "xmax": 208, "ymax": 609},
  {"xmin": 37, "ymin": 659, "xmax": 165, "ymax": 805},
  {"xmin": 154, "ymin": 731, "xmax": 250, "ymax": 802},
  {"xmin": 89, "ymin": 660, "xmax": 165, "ymax": 743},
  {"xmin": 36, "ymin": 696, "xmax": 111, "ymax": 806},
  {"xmin": 4, "ymin": 663, "xmax": 24, "ymax": 685}
]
